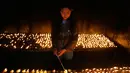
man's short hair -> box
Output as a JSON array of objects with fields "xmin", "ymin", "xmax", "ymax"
[{"xmin": 60, "ymin": 6, "xmax": 74, "ymax": 11}]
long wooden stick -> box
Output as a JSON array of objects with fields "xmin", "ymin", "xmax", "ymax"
[{"xmin": 56, "ymin": 54, "xmax": 66, "ymax": 71}]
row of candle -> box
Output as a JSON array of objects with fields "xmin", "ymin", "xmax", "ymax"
[
  {"xmin": 76, "ymin": 34, "xmax": 117, "ymax": 48},
  {"xmin": 0, "ymin": 33, "xmax": 52, "ymax": 49},
  {"xmin": 0, "ymin": 33, "xmax": 117, "ymax": 50},
  {"xmin": 2, "ymin": 66, "xmax": 130, "ymax": 73}
]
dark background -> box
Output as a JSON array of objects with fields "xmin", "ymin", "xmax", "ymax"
[
  {"xmin": 0, "ymin": 1, "xmax": 130, "ymax": 71},
  {"xmin": 0, "ymin": 0, "xmax": 129, "ymax": 32}
]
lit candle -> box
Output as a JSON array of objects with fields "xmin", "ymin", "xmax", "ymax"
[
  {"xmin": 31, "ymin": 69, "xmax": 35, "ymax": 73},
  {"xmin": 81, "ymin": 69, "xmax": 84, "ymax": 72},
  {"xmin": 64, "ymin": 69, "xmax": 68, "ymax": 73},
  {"xmin": 67, "ymin": 69, "xmax": 71, "ymax": 72},
  {"xmin": 85, "ymin": 69, "xmax": 88, "ymax": 72},
  {"xmin": 22, "ymin": 69, "xmax": 26, "ymax": 73},
  {"xmin": 16, "ymin": 69, "xmax": 21, "ymax": 73},
  {"xmin": 10, "ymin": 70, "xmax": 14, "ymax": 73},
  {"xmin": 2, "ymin": 68, "xmax": 7, "ymax": 73},
  {"xmin": 40, "ymin": 69, "xmax": 43, "ymax": 73},
  {"xmin": 36, "ymin": 69, "xmax": 39, "ymax": 73},
  {"xmin": 113, "ymin": 67, "xmax": 118, "ymax": 70},
  {"xmin": 52, "ymin": 69, "xmax": 56, "ymax": 73},
  {"xmin": 43, "ymin": 70, "xmax": 47, "ymax": 73},
  {"xmin": 26, "ymin": 69, "xmax": 29, "ymax": 73}
]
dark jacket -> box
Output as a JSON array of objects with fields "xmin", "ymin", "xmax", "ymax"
[{"xmin": 51, "ymin": 16, "xmax": 78, "ymax": 51}]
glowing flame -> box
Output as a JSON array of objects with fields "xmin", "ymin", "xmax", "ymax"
[{"xmin": 0, "ymin": 33, "xmax": 117, "ymax": 50}]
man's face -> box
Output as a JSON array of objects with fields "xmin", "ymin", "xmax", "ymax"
[{"xmin": 60, "ymin": 8, "xmax": 72, "ymax": 20}]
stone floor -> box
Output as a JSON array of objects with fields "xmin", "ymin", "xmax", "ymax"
[{"xmin": 0, "ymin": 46, "xmax": 130, "ymax": 71}]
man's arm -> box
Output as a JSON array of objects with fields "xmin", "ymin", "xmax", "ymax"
[
  {"xmin": 63, "ymin": 23, "xmax": 78, "ymax": 51},
  {"xmin": 58, "ymin": 25, "xmax": 78, "ymax": 56}
]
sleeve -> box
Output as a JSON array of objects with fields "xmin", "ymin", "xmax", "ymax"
[{"xmin": 63, "ymin": 21, "xmax": 78, "ymax": 51}]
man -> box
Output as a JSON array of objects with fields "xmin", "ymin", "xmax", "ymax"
[{"xmin": 51, "ymin": 7, "xmax": 78, "ymax": 60}]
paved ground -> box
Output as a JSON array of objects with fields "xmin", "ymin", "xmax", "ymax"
[{"xmin": 0, "ymin": 46, "xmax": 130, "ymax": 71}]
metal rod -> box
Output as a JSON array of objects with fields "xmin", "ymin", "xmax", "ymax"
[{"xmin": 56, "ymin": 54, "xmax": 66, "ymax": 70}]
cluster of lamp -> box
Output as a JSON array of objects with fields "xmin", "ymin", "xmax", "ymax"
[
  {"xmin": 35, "ymin": 34, "xmax": 52, "ymax": 48},
  {"xmin": 2, "ymin": 67, "xmax": 130, "ymax": 73},
  {"xmin": 0, "ymin": 33, "xmax": 52, "ymax": 49},
  {"xmin": 0, "ymin": 33, "xmax": 117, "ymax": 50},
  {"xmin": 76, "ymin": 34, "xmax": 117, "ymax": 48}
]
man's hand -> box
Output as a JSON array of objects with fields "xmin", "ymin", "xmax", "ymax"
[
  {"xmin": 53, "ymin": 49, "xmax": 58, "ymax": 55},
  {"xmin": 58, "ymin": 49, "xmax": 67, "ymax": 57}
]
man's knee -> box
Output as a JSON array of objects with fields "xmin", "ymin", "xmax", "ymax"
[{"xmin": 64, "ymin": 51, "xmax": 73, "ymax": 60}]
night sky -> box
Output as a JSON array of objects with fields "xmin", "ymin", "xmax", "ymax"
[{"xmin": 0, "ymin": 0, "xmax": 129, "ymax": 32}]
